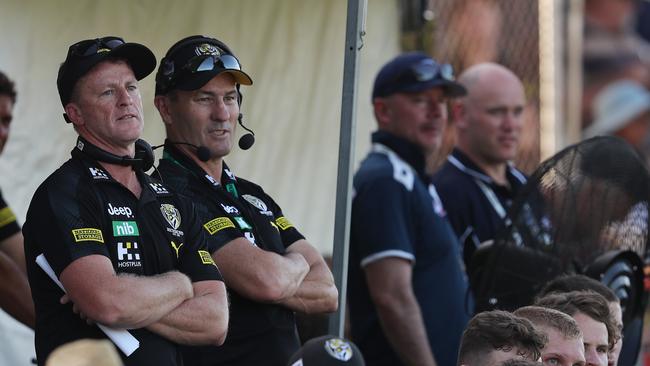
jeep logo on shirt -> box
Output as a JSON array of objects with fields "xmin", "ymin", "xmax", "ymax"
[{"xmin": 107, "ymin": 203, "xmax": 133, "ymax": 218}]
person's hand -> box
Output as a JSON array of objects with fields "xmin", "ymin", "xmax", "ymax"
[{"xmin": 60, "ymin": 294, "xmax": 95, "ymax": 325}]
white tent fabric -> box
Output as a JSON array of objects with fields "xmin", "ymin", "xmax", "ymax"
[{"xmin": 0, "ymin": 0, "xmax": 399, "ymax": 364}]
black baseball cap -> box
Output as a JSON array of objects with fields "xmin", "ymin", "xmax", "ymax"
[
  {"xmin": 287, "ymin": 336, "xmax": 365, "ymax": 366},
  {"xmin": 155, "ymin": 35, "xmax": 252, "ymax": 95},
  {"xmin": 57, "ymin": 36, "xmax": 156, "ymax": 107},
  {"xmin": 372, "ymin": 52, "xmax": 466, "ymax": 100}
]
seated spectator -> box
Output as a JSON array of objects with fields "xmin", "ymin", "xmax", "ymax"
[
  {"xmin": 535, "ymin": 291, "xmax": 620, "ymax": 366},
  {"xmin": 500, "ymin": 360, "xmax": 545, "ymax": 366},
  {"xmin": 514, "ymin": 306, "xmax": 585, "ymax": 366},
  {"xmin": 537, "ymin": 274, "xmax": 623, "ymax": 366},
  {"xmin": 457, "ymin": 310, "xmax": 547, "ymax": 366}
]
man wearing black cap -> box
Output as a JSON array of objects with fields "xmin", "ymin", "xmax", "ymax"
[
  {"xmin": 348, "ymin": 52, "xmax": 471, "ymax": 366},
  {"xmin": 22, "ymin": 36, "xmax": 228, "ymax": 366},
  {"xmin": 152, "ymin": 35, "xmax": 338, "ymax": 366}
]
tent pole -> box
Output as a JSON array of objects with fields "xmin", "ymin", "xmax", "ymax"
[{"xmin": 327, "ymin": 0, "xmax": 367, "ymax": 337}]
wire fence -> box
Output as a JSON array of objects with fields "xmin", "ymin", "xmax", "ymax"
[{"xmin": 403, "ymin": 0, "xmax": 542, "ymax": 174}]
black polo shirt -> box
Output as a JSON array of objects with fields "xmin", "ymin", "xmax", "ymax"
[
  {"xmin": 0, "ymin": 188, "xmax": 20, "ymax": 241},
  {"xmin": 155, "ymin": 141, "xmax": 305, "ymax": 366},
  {"xmin": 23, "ymin": 147, "xmax": 223, "ymax": 366},
  {"xmin": 432, "ymin": 148, "xmax": 527, "ymax": 263}
]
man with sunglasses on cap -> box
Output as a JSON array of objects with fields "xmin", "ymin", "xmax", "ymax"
[
  {"xmin": 348, "ymin": 52, "xmax": 471, "ymax": 366},
  {"xmin": 22, "ymin": 36, "xmax": 228, "ymax": 366},
  {"xmin": 432, "ymin": 63, "xmax": 527, "ymax": 266},
  {"xmin": 152, "ymin": 35, "xmax": 338, "ymax": 366}
]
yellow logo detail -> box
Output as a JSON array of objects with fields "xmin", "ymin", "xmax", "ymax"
[
  {"xmin": 203, "ymin": 217, "xmax": 235, "ymax": 235},
  {"xmin": 0, "ymin": 207, "xmax": 17, "ymax": 228},
  {"xmin": 72, "ymin": 228, "xmax": 104, "ymax": 243},
  {"xmin": 170, "ymin": 241, "xmax": 183, "ymax": 258},
  {"xmin": 275, "ymin": 217, "xmax": 294, "ymax": 231},
  {"xmin": 270, "ymin": 221, "xmax": 279, "ymax": 231},
  {"xmin": 198, "ymin": 250, "xmax": 215, "ymax": 265}
]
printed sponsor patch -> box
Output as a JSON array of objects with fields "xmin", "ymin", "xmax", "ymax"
[
  {"xmin": 112, "ymin": 221, "xmax": 139, "ymax": 237},
  {"xmin": 170, "ymin": 241, "xmax": 183, "ymax": 258},
  {"xmin": 88, "ymin": 167, "xmax": 109, "ymax": 180},
  {"xmin": 117, "ymin": 241, "xmax": 142, "ymax": 268},
  {"xmin": 198, "ymin": 250, "xmax": 215, "ymax": 265},
  {"xmin": 149, "ymin": 182, "xmax": 170, "ymax": 194},
  {"xmin": 203, "ymin": 217, "xmax": 235, "ymax": 235},
  {"xmin": 275, "ymin": 216, "xmax": 294, "ymax": 231},
  {"xmin": 72, "ymin": 228, "xmax": 104, "ymax": 243},
  {"xmin": 0, "ymin": 207, "xmax": 17, "ymax": 227}
]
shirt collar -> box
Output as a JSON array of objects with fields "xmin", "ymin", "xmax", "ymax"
[
  {"xmin": 372, "ymin": 130, "xmax": 426, "ymax": 177},
  {"xmin": 448, "ymin": 148, "xmax": 526, "ymax": 186}
]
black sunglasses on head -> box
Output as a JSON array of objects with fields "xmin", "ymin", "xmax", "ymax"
[
  {"xmin": 69, "ymin": 36, "xmax": 125, "ymax": 58},
  {"xmin": 182, "ymin": 54, "xmax": 243, "ymax": 75}
]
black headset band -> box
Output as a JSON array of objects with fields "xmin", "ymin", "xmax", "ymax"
[{"xmin": 75, "ymin": 136, "xmax": 154, "ymax": 171}]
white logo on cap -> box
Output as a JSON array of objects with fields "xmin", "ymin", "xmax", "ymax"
[
  {"xmin": 195, "ymin": 43, "xmax": 220, "ymax": 57},
  {"xmin": 324, "ymin": 338, "xmax": 353, "ymax": 361}
]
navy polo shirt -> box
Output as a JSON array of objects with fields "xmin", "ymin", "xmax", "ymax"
[
  {"xmin": 348, "ymin": 131, "xmax": 471, "ymax": 366},
  {"xmin": 432, "ymin": 148, "xmax": 527, "ymax": 262}
]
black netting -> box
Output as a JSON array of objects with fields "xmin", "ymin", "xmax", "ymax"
[{"xmin": 469, "ymin": 136, "xmax": 649, "ymax": 325}]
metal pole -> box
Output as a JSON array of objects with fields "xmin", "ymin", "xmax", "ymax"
[{"xmin": 327, "ymin": 0, "xmax": 367, "ymax": 337}]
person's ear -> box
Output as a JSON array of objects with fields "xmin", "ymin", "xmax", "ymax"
[
  {"xmin": 154, "ymin": 95, "xmax": 173, "ymax": 125},
  {"xmin": 452, "ymin": 100, "xmax": 468, "ymax": 130},
  {"xmin": 64, "ymin": 103, "xmax": 84, "ymax": 127},
  {"xmin": 373, "ymin": 98, "xmax": 392, "ymax": 128}
]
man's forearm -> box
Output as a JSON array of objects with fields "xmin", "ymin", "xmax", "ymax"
[
  {"xmin": 147, "ymin": 280, "xmax": 228, "ymax": 346},
  {"xmin": 279, "ymin": 261, "xmax": 338, "ymax": 314},
  {"xmin": 0, "ymin": 251, "xmax": 34, "ymax": 328},
  {"xmin": 375, "ymin": 294, "xmax": 437, "ymax": 366}
]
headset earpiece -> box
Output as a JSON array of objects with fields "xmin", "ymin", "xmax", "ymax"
[{"xmin": 134, "ymin": 139, "xmax": 155, "ymax": 171}]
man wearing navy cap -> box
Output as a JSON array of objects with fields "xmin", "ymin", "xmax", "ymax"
[
  {"xmin": 348, "ymin": 52, "xmax": 471, "ymax": 366},
  {"xmin": 152, "ymin": 35, "xmax": 338, "ymax": 366},
  {"xmin": 22, "ymin": 36, "xmax": 228, "ymax": 366}
]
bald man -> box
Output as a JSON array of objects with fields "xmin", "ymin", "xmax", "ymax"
[{"xmin": 432, "ymin": 62, "xmax": 527, "ymax": 264}]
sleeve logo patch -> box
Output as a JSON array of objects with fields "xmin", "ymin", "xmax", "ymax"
[
  {"xmin": 72, "ymin": 228, "xmax": 104, "ymax": 243},
  {"xmin": 198, "ymin": 250, "xmax": 215, "ymax": 265},
  {"xmin": 203, "ymin": 217, "xmax": 235, "ymax": 235},
  {"xmin": 0, "ymin": 207, "xmax": 17, "ymax": 228},
  {"xmin": 275, "ymin": 216, "xmax": 294, "ymax": 231}
]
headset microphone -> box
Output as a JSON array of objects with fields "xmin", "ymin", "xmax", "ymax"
[
  {"xmin": 153, "ymin": 141, "xmax": 212, "ymax": 162},
  {"xmin": 238, "ymin": 113, "xmax": 255, "ymax": 150}
]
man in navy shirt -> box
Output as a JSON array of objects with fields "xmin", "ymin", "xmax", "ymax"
[
  {"xmin": 348, "ymin": 52, "xmax": 471, "ymax": 366},
  {"xmin": 432, "ymin": 63, "xmax": 527, "ymax": 265}
]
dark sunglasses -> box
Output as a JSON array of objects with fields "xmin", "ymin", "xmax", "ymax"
[
  {"xmin": 181, "ymin": 54, "xmax": 243, "ymax": 75},
  {"xmin": 400, "ymin": 59, "xmax": 455, "ymax": 84},
  {"xmin": 70, "ymin": 36, "xmax": 125, "ymax": 58}
]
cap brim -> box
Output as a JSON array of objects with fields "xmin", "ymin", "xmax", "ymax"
[
  {"xmin": 108, "ymin": 43, "xmax": 157, "ymax": 81},
  {"xmin": 175, "ymin": 69, "xmax": 253, "ymax": 92}
]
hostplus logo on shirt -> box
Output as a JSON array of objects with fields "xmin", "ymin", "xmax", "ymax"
[
  {"xmin": 117, "ymin": 241, "xmax": 142, "ymax": 268},
  {"xmin": 89, "ymin": 167, "xmax": 109, "ymax": 180}
]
